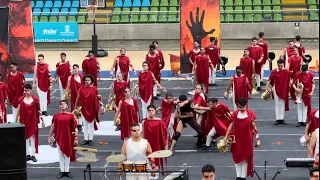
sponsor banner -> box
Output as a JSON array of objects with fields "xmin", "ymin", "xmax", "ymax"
[{"xmin": 33, "ymin": 22, "xmax": 79, "ymax": 42}]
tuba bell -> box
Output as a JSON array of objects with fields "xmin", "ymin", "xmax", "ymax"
[
  {"xmin": 261, "ymin": 89, "xmax": 272, "ymax": 101},
  {"xmin": 217, "ymin": 135, "xmax": 236, "ymax": 152},
  {"xmin": 295, "ymin": 82, "xmax": 304, "ymax": 104},
  {"xmin": 106, "ymin": 95, "xmax": 115, "ymax": 112}
]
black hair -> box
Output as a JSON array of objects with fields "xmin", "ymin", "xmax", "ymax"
[
  {"xmin": 277, "ymin": 59, "xmax": 284, "ymax": 64},
  {"xmin": 130, "ymin": 122, "xmax": 140, "ymax": 129},
  {"xmin": 83, "ymin": 74, "xmax": 94, "ymax": 84},
  {"xmin": 88, "ymin": 50, "xmax": 93, "ymax": 54},
  {"xmin": 252, "ymin": 37, "xmax": 258, "ymax": 41},
  {"xmin": 165, "ymin": 92, "xmax": 173, "ymax": 98},
  {"xmin": 295, "ymin": 35, "xmax": 301, "ymax": 41},
  {"xmin": 236, "ymin": 66, "xmax": 242, "ymax": 71},
  {"xmin": 60, "ymin": 100, "xmax": 68, "ymax": 106},
  {"xmin": 209, "ymin": 37, "xmax": 215, "ymax": 42},
  {"xmin": 124, "ymin": 87, "xmax": 131, "ymax": 92},
  {"xmin": 152, "ymin": 40, "xmax": 158, "ymax": 45},
  {"xmin": 60, "ymin": 52, "xmax": 66, "ymax": 57},
  {"xmin": 208, "ymin": 98, "xmax": 218, "ymax": 103},
  {"xmin": 194, "ymin": 40, "xmax": 200, "ymax": 44},
  {"xmin": 202, "ymin": 164, "xmax": 215, "ymax": 174},
  {"xmin": 10, "ymin": 62, "xmax": 18, "ymax": 66},
  {"xmin": 142, "ymin": 61, "xmax": 149, "ymax": 66},
  {"xmin": 73, "ymin": 64, "xmax": 79, "ymax": 68},
  {"xmin": 147, "ymin": 105, "xmax": 156, "ymax": 111},
  {"xmin": 120, "ymin": 48, "xmax": 126, "ymax": 52},
  {"xmin": 38, "ymin": 54, "xmax": 44, "ymax": 58},
  {"xmin": 24, "ymin": 84, "xmax": 32, "ymax": 89},
  {"xmin": 149, "ymin": 44, "xmax": 156, "ymax": 50},
  {"xmin": 258, "ymin": 32, "xmax": 264, "ymax": 38},
  {"xmin": 238, "ymin": 98, "xmax": 247, "ymax": 106},
  {"xmin": 310, "ymin": 167, "xmax": 319, "ymax": 177},
  {"xmin": 179, "ymin": 94, "xmax": 188, "ymax": 101}
]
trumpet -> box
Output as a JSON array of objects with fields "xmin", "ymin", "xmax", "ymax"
[
  {"xmin": 217, "ymin": 135, "xmax": 236, "ymax": 152},
  {"xmin": 72, "ymin": 106, "xmax": 82, "ymax": 119},
  {"xmin": 106, "ymin": 94, "xmax": 115, "ymax": 112},
  {"xmin": 63, "ymin": 89, "xmax": 71, "ymax": 102},
  {"xmin": 156, "ymin": 107, "xmax": 162, "ymax": 114},
  {"xmin": 261, "ymin": 89, "xmax": 272, "ymax": 101},
  {"xmin": 295, "ymin": 82, "xmax": 304, "ymax": 104}
]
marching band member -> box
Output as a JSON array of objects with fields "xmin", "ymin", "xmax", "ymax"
[
  {"xmin": 257, "ymin": 32, "xmax": 269, "ymax": 85},
  {"xmin": 0, "ymin": 78, "xmax": 7, "ymax": 123},
  {"xmin": 118, "ymin": 123, "xmax": 156, "ymax": 180},
  {"xmin": 310, "ymin": 167, "xmax": 319, "ymax": 179},
  {"xmin": 151, "ymin": 40, "xmax": 165, "ymax": 71},
  {"xmin": 265, "ymin": 59, "xmax": 291, "ymax": 125},
  {"xmin": 7, "ymin": 62, "xmax": 25, "ymax": 121},
  {"xmin": 48, "ymin": 100, "xmax": 78, "ymax": 179},
  {"xmin": 281, "ymin": 41, "xmax": 295, "ymax": 68},
  {"xmin": 66, "ymin": 64, "xmax": 84, "ymax": 112},
  {"xmin": 159, "ymin": 92, "xmax": 177, "ymax": 143},
  {"xmin": 146, "ymin": 44, "xmax": 162, "ymax": 99},
  {"xmin": 305, "ymin": 108, "xmax": 319, "ymax": 141},
  {"xmin": 292, "ymin": 63, "xmax": 315, "ymax": 127},
  {"xmin": 288, "ymin": 48, "xmax": 303, "ymax": 77},
  {"xmin": 135, "ymin": 62, "xmax": 166, "ymax": 119},
  {"xmin": 189, "ymin": 40, "xmax": 201, "ymax": 73},
  {"xmin": 202, "ymin": 164, "xmax": 216, "ymax": 180},
  {"xmin": 82, "ymin": 50, "xmax": 100, "ymax": 86},
  {"xmin": 193, "ymin": 84, "xmax": 208, "ymax": 134},
  {"xmin": 224, "ymin": 98, "xmax": 259, "ymax": 180},
  {"xmin": 192, "ymin": 47, "xmax": 214, "ymax": 94},
  {"xmin": 205, "ymin": 37, "xmax": 222, "ymax": 86},
  {"xmin": 114, "ymin": 87, "xmax": 140, "ymax": 140},
  {"xmin": 170, "ymin": 94, "xmax": 205, "ymax": 151},
  {"xmin": 247, "ymin": 37, "xmax": 264, "ymax": 91},
  {"xmin": 16, "ymin": 84, "xmax": 43, "ymax": 162},
  {"xmin": 75, "ymin": 74, "xmax": 104, "ymax": 146},
  {"xmin": 308, "ymin": 128, "xmax": 319, "ymax": 167},
  {"xmin": 33, "ymin": 54, "xmax": 52, "ymax": 116},
  {"xmin": 54, "ymin": 53, "xmax": 71, "ymax": 100},
  {"xmin": 294, "ymin": 35, "xmax": 307, "ymax": 59},
  {"xmin": 142, "ymin": 105, "xmax": 167, "ymax": 171},
  {"xmin": 240, "ymin": 49, "xmax": 255, "ymax": 93},
  {"xmin": 110, "ymin": 48, "xmax": 136, "ymax": 82},
  {"xmin": 225, "ymin": 66, "xmax": 252, "ymax": 111}
]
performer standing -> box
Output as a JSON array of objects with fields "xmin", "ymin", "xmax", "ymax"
[
  {"xmin": 225, "ymin": 66, "xmax": 252, "ymax": 110},
  {"xmin": 0, "ymin": 79, "xmax": 7, "ymax": 123},
  {"xmin": 82, "ymin": 50, "xmax": 100, "ymax": 87},
  {"xmin": 146, "ymin": 44, "xmax": 162, "ymax": 99},
  {"xmin": 65, "ymin": 64, "xmax": 84, "ymax": 112},
  {"xmin": 281, "ymin": 41, "xmax": 295, "ymax": 68},
  {"xmin": 288, "ymin": 48, "xmax": 303, "ymax": 77},
  {"xmin": 224, "ymin": 98, "xmax": 259, "ymax": 179},
  {"xmin": 48, "ymin": 100, "xmax": 77, "ymax": 179},
  {"xmin": 247, "ymin": 37, "xmax": 264, "ymax": 91},
  {"xmin": 118, "ymin": 123, "xmax": 156, "ymax": 180},
  {"xmin": 205, "ymin": 37, "xmax": 222, "ymax": 86},
  {"xmin": 16, "ymin": 84, "xmax": 43, "ymax": 162},
  {"xmin": 193, "ymin": 84, "xmax": 208, "ymax": 134},
  {"xmin": 75, "ymin": 74, "xmax": 104, "ymax": 146},
  {"xmin": 240, "ymin": 49, "xmax": 255, "ymax": 93},
  {"xmin": 142, "ymin": 105, "xmax": 167, "ymax": 171},
  {"xmin": 114, "ymin": 87, "xmax": 140, "ymax": 140},
  {"xmin": 294, "ymin": 35, "xmax": 307, "ymax": 59},
  {"xmin": 7, "ymin": 62, "xmax": 25, "ymax": 121},
  {"xmin": 152, "ymin": 40, "xmax": 165, "ymax": 70},
  {"xmin": 189, "ymin": 40, "xmax": 201, "ymax": 72},
  {"xmin": 257, "ymin": 32, "xmax": 269, "ymax": 84},
  {"xmin": 33, "ymin": 54, "xmax": 52, "ymax": 116},
  {"xmin": 54, "ymin": 53, "xmax": 71, "ymax": 100},
  {"xmin": 305, "ymin": 108, "xmax": 319, "ymax": 142},
  {"xmin": 192, "ymin": 47, "xmax": 214, "ymax": 94},
  {"xmin": 110, "ymin": 48, "xmax": 136, "ymax": 82},
  {"xmin": 292, "ymin": 63, "xmax": 315, "ymax": 127}
]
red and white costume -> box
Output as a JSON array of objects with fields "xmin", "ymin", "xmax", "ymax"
[
  {"xmin": 36, "ymin": 62, "xmax": 51, "ymax": 112},
  {"xmin": 56, "ymin": 61, "xmax": 71, "ymax": 100}
]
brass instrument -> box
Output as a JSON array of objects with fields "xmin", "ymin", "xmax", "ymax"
[
  {"xmin": 224, "ymin": 91, "xmax": 233, "ymax": 100},
  {"xmin": 251, "ymin": 75, "xmax": 258, "ymax": 94},
  {"xmin": 49, "ymin": 133, "xmax": 57, "ymax": 148},
  {"xmin": 217, "ymin": 135, "xmax": 236, "ymax": 152},
  {"xmin": 114, "ymin": 117, "xmax": 120, "ymax": 126},
  {"xmin": 106, "ymin": 94, "xmax": 116, "ymax": 112},
  {"xmin": 72, "ymin": 106, "xmax": 82, "ymax": 119},
  {"xmin": 156, "ymin": 107, "xmax": 162, "ymax": 114},
  {"xmin": 63, "ymin": 89, "xmax": 71, "ymax": 102},
  {"xmin": 131, "ymin": 83, "xmax": 139, "ymax": 98},
  {"xmin": 261, "ymin": 89, "xmax": 272, "ymax": 101},
  {"xmin": 295, "ymin": 82, "xmax": 304, "ymax": 104}
]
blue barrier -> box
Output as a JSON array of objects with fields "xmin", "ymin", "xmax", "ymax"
[{"xmin": 33, "ymin": 22, "xmax": 79, "ymax": 42}]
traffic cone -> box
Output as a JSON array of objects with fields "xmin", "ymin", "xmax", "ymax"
[{"xmin": 315, "ymin": 59, "xmax": 319, "ymax": 71}]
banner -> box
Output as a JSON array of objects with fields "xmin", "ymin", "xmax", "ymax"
[
  {"xmin": 180, "ymin": 0, "xmax": 221, "ymax": 73},
  {"xmin": 0, "ymin": 7, "xmax": 9, "ymax": 81},
  {"xmin": 33, "ymin": 22, "xmax": 79, "ymax": 42}
]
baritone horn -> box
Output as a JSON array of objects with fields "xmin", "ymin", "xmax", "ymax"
[
  {"xmin": 217, "ymin": 135, "xmax": 236, "ymax": 152},
  {"xmin": 261, "ymin": 89, "xmax": 272, "ymax": 101},
  {"xmin": 251, "ymin": 75, "xmax": 258, "ymax": 94},
  {"xmin": 295, "ymin": 82, "xmax": 304, "ymax": 104},
  {"xmin": 72, "ymin": 106, "xmax": 82, "ymax": 119},
  {"xmin": 63, "ymin": 89, "xmax": 71, "ymax": 102},
  {"xmin": 106, "ymin": 94, "xmax": 115, "ymax": 112}
]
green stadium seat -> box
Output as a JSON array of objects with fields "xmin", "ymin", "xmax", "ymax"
[
  {"xmin": 141, "ymin": 7, "xmax": 149, "ymax": 15},
  {"xmin": 159, "ymin": 7, "xmax": 168, "ymax": 14},
  {"xmin": 32, "ymin": 16, "xmax": 38, "ymax": 22},
  {"xmin": 58, "ymin": 16, "xmax": 67, "ymax": 22},
  {"xmin": 263, "ymin": 5, "xmax": 271, "ymax": 16},
  {"xmin": 39, "ymin": 16, "xmax": 48, "ymax": 22},
  {"xmin": 254, "ymin": 6, "xmax": 262, "ymax": 13},
  {"xmin": 169, "ymin": 0, "xmax": 179, "ymax": 7},
  {"xmin": 307, "ymin": 0, "xmax": 317, "ymax": 5},
  {"xmin": 113, "ymin": 8, "xmax": 121, "ymax": 15},
  {"xmin": 111, "ymin": 15, "xmax": 120, "ymax": 23},
  {"xmin": 79, "ymin": 8, "xmax": 87, "ymax": 16},
  {"xmin": 309, "ymin": 5, "xmax": 318, "ymax": 13},
  {"xmin": 272, "ymin": 0, "xmax": 281, "ymax": 6},
  {"xmin": 220, "ymin": 0, "xmax": 224, "ymax": 6},
  {"xmin": 220, "ymin": 6, "xmax": 224, "ymax": 12},
  {"xmin": 225, "ymin": 14, "xmax": 234, "ymax": 22},
  {"xmin": 150, "ymin": 7, "xmax": 158, "ymax": 14},
  {"xmin": 120, "ymin": 15, "xmax": 129, "ymax": 23},
  {"xmin": 263, "ymin": 0, "xmax": 271, "ymax": 5},
  {"xmin": 244, "ymin": 14, "xmax": 253, "ymax": 22},
  {"xmin": 168, "ymin": 14, "xmax": 177, "ymax": 22},
  {"xmin": 149, "ymin": 14, "xmax": 158, "ymax": 22},
  {"xmin": 253, "ymin": 0, "xmax": 262, "ymax": 6},
  {"xmin": 254, "ymin": 14, "xmax": 262, "ymax": 21},
  {"xmin": 235, "ymin": 14, "xmax": 244, "ymax": 22},
  {"xmin": 244, "ymin": 0, "xmax": 252, "ymax": 6},
  {"xmin": 122, "ymin": 8, "xmax": 130, "ymax": 15},
  {"xmin": 151, "ymin": 0, "xmax": 159, "ymax": 7},
  {"xmin": 220, "ymin": 14, "xmax": 225, "ymax": 22},
  {"xmin": 244, "ymin": 6, "xmax": 252, "ymax": 14},
  {"xmin": 160, "ymin": 0, "xmax": 169, "ymax": 6},
  {"xmin": 49, "ymin": 16, "xmax": 58, "ymax": 22},
  {"xmin": 273, "ymin": 6, "xmax": 281, "ymax": 12},
  {"xmin": 130, "ymin": 15, "xmax": 139, "ymax": 23},
  {"xmin": 68, "ymin": 16, "xmax": 76, "ymax": 22},
  {"xmin": 234, "ymin": 0, "xmax": 243, "ymax": 6},
  {"xmin": 310, "ymin": 12, "xmax": 319, "ymax": 21},
  {"xmin": 225, "ymin": 6, "xmax": 233, "ymax": 14},
  {"xmin": 132, "ymin": 7, "xmax": 140, "ymax": 14},
  {"xmin": 169, "ymin": 7, "xmax": 177, "ymax": 14},
  {"xmin": 139, "ymin": 14, "xmax": 148, "ymax": 22},
  {"xmin": 235, "ymin": 6, "xmax": 243, "ymax": 14},
  {"xmin": 225, "ymin": 0, "xmax": 233, "ymax": 6},
  {"xmin": 158, "ymin": 14, "xmax": 167, "ymax": 22},
  {"xmin": 77, "ymin": 16, "xmax": 86, "ymax": 23},
  {"xmin": 273, "ymin": 14, "xmax": 283, "ymax": 21}
]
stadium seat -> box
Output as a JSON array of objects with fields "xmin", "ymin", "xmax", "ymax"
[
  {"xmin": 151, "ymin": 0, "xmax": 159, "ymax": 7},
  {"xmin": 273, "ymin": 14, "xmax": 283, "ymax": 21},
  {"xmin": 53, "ymin": 1, "xmax": 62, "ymax": 8},
  {"xmin": 244, "ymin": 14, "xmax": 253, "ymax": 22},
  {"xmin": 42, "ymin": 8, "xmax": 50, "ymax": 16},
  {"xmin": 169, "ymin": 7, "xmax": 177, "ymax": 14},
  {"xmin": 140, "ymin": 7, "xmax": 149, "ymax": 14},
  {"xmin": 81, "ymin": 0, "xmax": 87, "ymax": 6},
  {"xmin": 33, "ymin": 8, "xmax": 41, "ymax": 16},
  {"xmin": 49, "ymin": 16, "xmax": 58, "ymax": 22},
  {"xmin": 254, "ymin": 14, "xmax": 262, "ymax": 21},
  {"xmin": 225, "ymin": 14, "xmax": 234, "ymax": 22},
  {"xmin": 123, "ymin": 0, "xmax": 132, "ymax": 7},
  {"xmin": 168, "ymin": 14, "xmax": 177, "ymax": 22},
  {"xmin": 235, "ymin": 6, "xmax": 243, "ymax": 14},
  {"xmin": 225, "ymin": 6, "xmax": 233, "ymax": 14},
  {"xmin": 263, "ymin": 6, "xmax": 271, "ymax": 17},
  {"xmin": 132, "ymin": 0, "xmax": 141, "ymax": 7},
  {"xmin": 44, "ymin": 1, "xmax": 53, "ymax": 8},
  {"xmin": 32, "ymin": 16, "xmax": 38, "ymax": 22},
  {"xmin": 141, "ymin": 0, "xmax": 150, "ymax": 7},
  {"xmin": 253, "ymin": 0, "xmax": 262, "ymax": 6},
  {"xmin": 122, "ymin": 7, "xmax": 130, "ymax": 15},
  {"xmin": 309, "ymin": 5, "xmax": 318, "ymax": 13},
  {"xmin": 79, "ymin": 8, "xmax": 87, "ymax": 17},
  {"xmin": 272, "ymin": 0, "xmax": 281, "ymax": 5},
  {"xmin": 158, "ymin": 14, "xmax": 167, "ymax": 22},
  {"xmin": 51, "ymin": 8, "xmax": 60, "ymax": 16},
  {"xmin": 35, "ymin": 1, "xmax": 44, "ymax": 8},
  {"xmin": 159, "ymin": 7, "xmax": 168, "ymax": 14},
  {"xmin": 39, "ymin": 16, "xmax": 48, "ymax": 22},
  {"xmin": 225, "ymin": 0, "xmax": 233, "ymax": 6},
  {"xmin": 72, "ymin": 1, "xmax": 80, "ymax": 8},
  {"xmin": 149, "ymin": 14, "xmax": 158, "ymax": 22},
  {"xmin": 120, "ymin": 15, "xmax": 129, "ymax": 23},
  {"xmin": 111, "ymin": 15, "xmax": 120, "ymax": 23},
  {"xmin": 139, "ymin": 14, "xmax": 148, "ymax": 22},
  {"xmin": 113, "ymin": 7, "xmax": 121, "ymax": 15},
  {"xmin": 254, "ymin": 6, "xmax": 262, "ymax": 13},
  {"xmin": 307, "ymin": 0, "xmax": 317, "ymax": 5},
  {"xmin": 244, "ymin": 0, "xmax": 252, "ymax": 6},
  {"xmin": 77, "ymin": 16, "xmax": 86, "ymax": 23},
  {"xmin": 61, "ymin": 8, "xmax": 69, "ymax": 16},
  {"xmin": 58, "ymin": 16, "xmax": 67, "ymax": 22},
  {"xmin": 235, "ymin": 14, "xmax": 244, "ymax": 22},
  {"xmin": 273, "ymin": 6, "xmax": 281, "ymax": 12},
  {"xmin": 160, "ymin": 0, "xmax": 169, "ymax": 6},
  {"xmin": 220, "ymin": 0, "xmax": 224, "ymax": 6},
  {"xmin": 234, "ymin": 0, "xmax": 243, "ymax": 6},
  {"xmin": 170, "ymin": 0, "xmax": 179, "ymax": 7},
  {"xmin": 220, "ymin": 14, "xmax": 225, "ymax": 22},
  {"xmin": 310, "ymin": 12, "xmax": 319, "ymax": 21},
  {"xmin": 263, "ymin": 0, "xmax": 271, "ymax": 5},
  {"xmin": 150, "ymin": 7, "xmax": 158, "ymax": 14},
  {"xmin": 114, "ymin": 0, "xmax": 123, "ymax": 8},
  {"xmin": 32, "ymin": 1, "xmax": 35, "ymax": 8},
  {"xmin": 63, "ymin": 1, "xmax": 71, "ymax": 8},
  {"xmin": 130, "ymin": 15, "xmax": 139, "ymax": 22},
  {"xmin": 244, "ymin": 6, "xmax": 252, "ymax": 14},
  {"xmin": 132, "ymin": 7, "xmax": 140, "ymax": 14},
  {"xmin": 70, "ymin": 8, "xmax": 78, "ymax": 16}
]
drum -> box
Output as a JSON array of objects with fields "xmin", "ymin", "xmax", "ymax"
[
  {"xmin": 122, "ymin": 161, "xmax": 133, "ymax": 172},
  {"xmin": 163, "ymin": 169, "xmax": 188, "ymax": 180},
  {"xmin": 134, "ymin": 161, "xmax": 147, "ymax": 172},
  {"xmin": 169, "ymin": 54, "xmax": 181, "ymax": 74}
]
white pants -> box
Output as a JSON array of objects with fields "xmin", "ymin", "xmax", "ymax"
[
  {"xmin": 57, "ymin": 144, "xmax": 70, "ymax": 172},
  {"xmin": 273, "ymin": 87, "xmax": 285, "ymax": 120},
  {"xmin": 37, "ymin": 84, "xmax": 48, "ymax": 112},
  {"xmin": 232, "ymin": 85, "xmax": 237, "ymax": 111},
  {"xmin": 82, "ymin": 117, "xmax": 94, "ymax": 141},
  {"xmin": 26, "ymin": 135, "xmax": 36, "ymax": 156},
  {"xmin": 206, "ymin": 127, "xmax": 216, "ymax": 146},
  {"xmin": 209, "ymin": 67, "xmax": 217, "ymax": 84},
  {"xmin": 59, "ymin": 78, "xmax": 65, "ymax": 100},
  {"xmin": 297, "ymin": 103, "xmax": 307, "ymax": 123},
  {"xmin": 254, "ymin": 73, "xmax": 261, "ymax": 88},
  {"xmin": 235, "ymin": 160, "xmax": 248, "ymax": 178},
  {"xmin": 261, "ymin": 64, "xmax": 266, "ymax": 82},
  {"xmin": 126, "ymin": 173, "xmax": 149, "ymax": 180},
  {"xmin": 12, "ymin": 106, "xmax": 18, "ymax": 122},
  {"xmin": 153, "ymin": 84, "xmax": 158, "ymax": 97},
  {"xmin": 141, "ymin": 96, "xmax": 152, "ymax": 119},
  {"xmin": 168, "ymin": 113, "xmax": 175, "ymax": 141}
]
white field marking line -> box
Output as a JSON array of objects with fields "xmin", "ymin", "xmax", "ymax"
[{"xmin": 50, "ymin": 89, "xmax": 58, "ymax": 96}]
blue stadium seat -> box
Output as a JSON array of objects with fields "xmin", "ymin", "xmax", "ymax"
[
  {"xmin": 61, "ymin": 8, "xmax": 69, "ymax": 16},
  {"xmin": 81, "ymin": 0, "xmax": 87, "ymax": 6},
  {"xmin": 141, "ymin": 0, "xmax": 150, "ymax": 7},
  {"xmin": 123, "ymin": 0, "xmax": 132, "ymax": 7},
  {"xmin": 42, "ymin": 8, "xmax": 51, "ymax": 15},
  {"xmin": 44, "ymin": 1, "xmax": 53, "ymax": 8},
  {"xmin": 132, "ymin": 0, "xmax": 141, "ymax": 7},
  {"xmin": 31, "ymin": 1, "xmax": 35, "ymax": 8},
  {"xmin": 70, "ymin": 8, "xmax": 78, "ymax": 16},
  {"xmin": 51, "ymin": 8, "xmax": 60, "ymax": 16},
  {"xmin": 53, "ymin": 1, "xmax": 62, "ymax": 8},
  {"xmin": 33, "ymin": 8, "xmax": 41, "ymax": 16},
  {"xmin": 114, "ymin": 0, "xmax": 123, "ymax": 7},
  {"xmin": 63, "ymin": 1, "xmax": 71, "ymax": 8},
  {"xmin": 35, "ymin": 1, "xmax": 44, "ymax": 8},
  {"xmin": 72, "ymin": 1, "xmax": 80, "ymax": 8}
]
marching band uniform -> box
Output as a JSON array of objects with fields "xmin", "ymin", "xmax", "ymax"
[
  {"xmin": 306, "ymin": 109, "xmax": 319, "ymax": 136},
  {"xmin": 194, "ymin": 91, "xmax": 207, "ymax": 133},
  {"xmin": 68, "ymin": 74, "xmax": 84, "ymax": 112},
  {"xmin": 55, "ymin": 61, "xmax": 71, "ymax": 100},
  {"xmin": 147, "ymin": 48, "xmax": 165, "ymax": 82},
  {"xmin": 160, "ymin": 98, "xmax": 177, "ymax": 143},
  {"xmin": 230, "ymin": 74, "xmax": 251, "ymax": 110},
  {"xmin": 0, "ymin": 82, "xmax": 7, "ymax": 123},
  {"xmin": 247, "ymin": 44, "xmax": 264, "ymax": 90},
  {"xmin": 288, "ymin": 52, "xmax": 303, "ymax": 100},
  {"xmin": 82, "ymin": 56, "xmax": 99, "ymax": 87},
  {"xmin": 205, "ymin": 43, "xmax": 221, "ymax": 86},
  {"xmin": 145, "ymin": 53, "xmax": 161, "ymax": 98},
  {"xmin": 188, "ymin": 48, "xmax": 201, "ymax": 73},
  {"xmin": 7, "ymin": 71, "xmax": 25, "ymax": 121},
  {"xmin": 35, "ymin": 62, "xmax": 52, "ymax": 115},
  {"xmin": 112, "ymin": 54, "xmax": 134, "ymax": 83},
  {"xmin": 193, "ymin": 54, "xmax": 213, "ymax": 94},
  {"xmin": 113, "ymin": 80, "xmax": 130, "ymax": 110},
  {"xmin": 281, "ymin": 43, "xmax": 295, "ymax": 68},
  {"xmin": 240, "ymin": 56, "xmax": 255, "ymax": 93},
  {"xmin": 257, "ymin": 38, "xmax": 269, "ymax": 83}
]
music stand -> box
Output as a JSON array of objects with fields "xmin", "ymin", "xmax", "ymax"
[{"xmin": 253, "ymin": 161, "xmax": 281, "ymax": 180}]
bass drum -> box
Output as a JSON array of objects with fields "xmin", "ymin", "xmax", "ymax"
[{"xmin": 163, "ymin": 170, "xmax": 188, "ymax": 180}]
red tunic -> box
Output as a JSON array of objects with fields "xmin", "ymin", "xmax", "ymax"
[
  {"xmin": 143, "ymin": 118, "xmax": 167, "ymax": 169},
  {"xmin": 188, "ymin": 49, "xmax": 200, "ymax": 72},
  {"xmin": 52, "ymin": 113, "xmax": 75, "ymax": 159},
  {"xmin": 231, "ymin": 109, "xmax": 256, "ymax": 177},
  {"xmin": 205, "ymin": 44, "xmax": 220, "ymax": 67},
  {"xmin": 146, "ymin": 54, "xmax": 161, "ymax": 83},
  {"xmin": 116, "ymin": 55, "xmax": 130, "ymax": 82},
  {"xmin": 161, "ymin": 99, "xmax": 176, "ymax": 128},
  {"xmin": 294, "ymin": 44, "xmax": 306, "ymax": 57},
  {"xmin": 7, "ymin": 72, "xmax": 25, "ymax": 108},
  {"xmin": 307, "ymin": 109, "xmax": 319, "ymax": 134},
  {"xmin": 70, "ymin": 74, "xmax": 84, "ymax": 111},
  {"xmin": 284, "ymin": 47, "xmax": 295, "ymax": 67},
  {"xmin": 233, "ymin": 75, "xmax": 251, "ymax": 107},
  {"xmin": 138, "ymin": 71, "xmax": 154, "ymax": 104},
  {"xmin": 119, "ymin": 98, "xmax": 139, "ymax": 140},
  {"xmin": 18, "ymin": 95, "xmax": 40, "ymax": 153},
  {"xmin": 206, "ymin": 102, "xmax": 230, "ymax": 138},
  {"xmin": 56, "ymin": 61, "xmax": 71, "ymax": 89},
  {"xmin": 194, "ymin": 93, "xmax": 207, "ymax": 133},
  {"xmin": 195, "ymin": 55, "xmax": 210, "ymax": 93},
  {"xmin": 240, "ymin": 57, "xmax": 254, "ymax": 89},
  {"xmin": 114, "ymin": 80, "xmax": 129, "ymax": 107},
  {"xmin": 156, "ymin": 49, "xmax": 165, "ymax": 70},
  {"xmin": 0, "ymin": 82, "xmax": 7, "ymax": 123},
  {"xmin": 247, "ymin": 46, "xmax": 264, "ymax": 75},
  {"xmin": 36, "ymin": 62, "xmax": 50, "ymax": 105},
  {"xmin": 78, "ymin": 86, "xmax": 100, "ymax": 127},
  {"xmin": 257, "ymin": 40, "xmax": 269, "ymax": 64},
  {"xmin": 82, "ymin": 57, "xmax": 98, "ymax": 86},
  {"xmin": 268, "ymin": 69, "xmax": 291, "ymax": 111},
  {"xmin": 288, "ymin": 55, "xmax": 302, "ymax": 78}
]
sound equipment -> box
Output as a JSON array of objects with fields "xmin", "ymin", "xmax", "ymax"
[
  {"xmin": 284, "ymin": 158, "xmax": 315, "ymax": 168},
  {"xmin": 0, "ymin": 123, "xmax": 27, "ymax": 180}
]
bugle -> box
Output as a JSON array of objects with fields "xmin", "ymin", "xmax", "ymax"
[
  {"xmin": 106, "ymin": 94, "xmax": 115, "ymax": 112},
  {"xmin": 217, "ymin": 135, "xmax": 236, "ymax": 152},
  {"xmin": 156, "ymin": 107, "xmax": 162, "ymax": 114},
  {"xmin": 295, "ymin": 82, "xmax": 304, "ymax": 104},
  {"xmin": 72, "ymin": 106, "xmax": 82, "ymax": 119},
  {"xmin": 63, "ymin": 89, "xmax": 71, "ymax": 102}
]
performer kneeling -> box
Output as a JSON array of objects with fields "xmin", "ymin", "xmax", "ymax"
[
  {"xmin": 49, "ymin": 100, "xmax": 78, "ymax": 179},
  {"xmin": 224, "ymin": 98, "xmax": 259, "ymax": 179}
]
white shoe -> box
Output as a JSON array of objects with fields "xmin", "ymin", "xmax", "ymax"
[{"xmin": 187, "ymin": 90, "xmax": 195, "ymax": 95}]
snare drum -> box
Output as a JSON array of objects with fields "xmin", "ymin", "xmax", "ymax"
[
  {"xmin": 122, "ymin": 161, "xmax": 133, "ymax": 172},
  {"xmin": 134, "ymin": 161, "xmax": 147, "ymax": 172}
]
